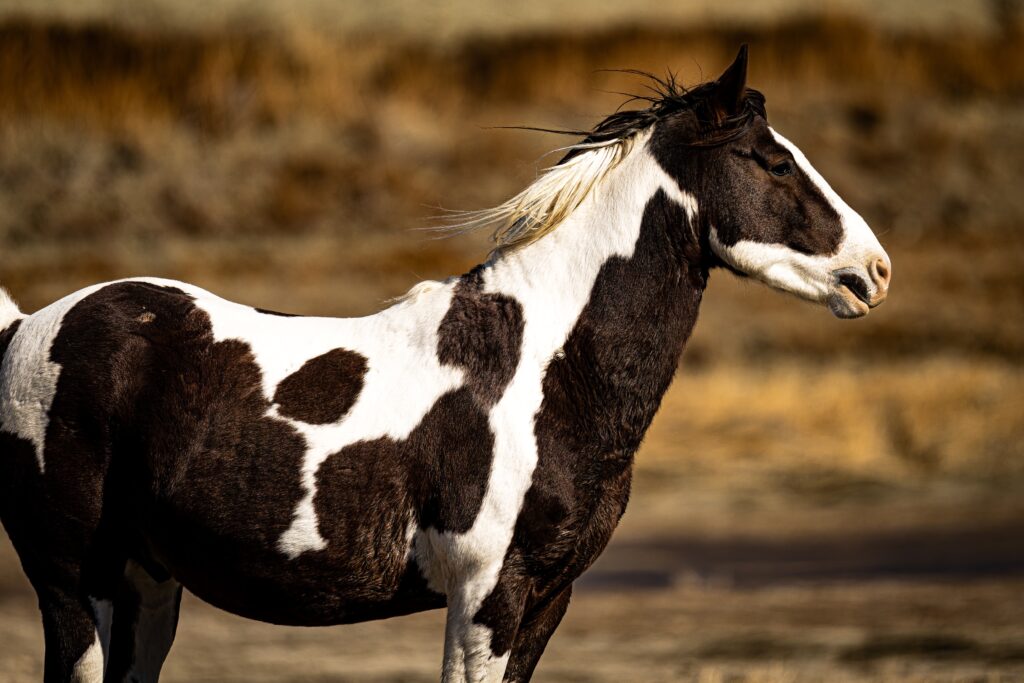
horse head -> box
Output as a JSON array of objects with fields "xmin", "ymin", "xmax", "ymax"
[{"xmin": 650, "ymin": 46, "xmax": 891, "ymax": 317}]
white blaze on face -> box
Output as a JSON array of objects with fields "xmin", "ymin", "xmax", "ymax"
[
  {"xmin": 772, "ymin": 128, "xmax": 886, "ymax": 269},
  {"xmin": 709, "ymin": 127, "xmax": 890, "ymax": 317}
]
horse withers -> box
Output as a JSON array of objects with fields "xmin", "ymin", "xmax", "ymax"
[{"xmin": 0, "ymin": 46, "xmax": 889, "ymax": 683}]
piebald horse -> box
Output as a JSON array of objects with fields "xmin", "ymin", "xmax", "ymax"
[{"xmin": 0, "ymin": 47, "xmax": 890, "ymax": 682}]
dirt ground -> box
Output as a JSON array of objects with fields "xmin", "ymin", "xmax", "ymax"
[
  {"xmin": 1, "ymin": 3, "xmax": 1023, "ymax": 681},
  {"xmin": 3, "ymin": 513, "xmax": 1023, "ymax": 682}
]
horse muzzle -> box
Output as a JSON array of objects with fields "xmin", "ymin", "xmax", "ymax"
[{"xmin": 827, "ymin": 257, "xmax": 891, "ymax": 319}]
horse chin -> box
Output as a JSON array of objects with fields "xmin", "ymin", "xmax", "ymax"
[{"xmin": 826, "ymin": 288, "xmax": 871, "ymax": 319}]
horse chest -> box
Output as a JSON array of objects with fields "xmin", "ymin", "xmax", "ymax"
[{"xmin": 509, "ymin": 454, "xmax": 634, "ymax": 587}]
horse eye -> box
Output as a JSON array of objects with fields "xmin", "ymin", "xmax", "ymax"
[{"xmin": 770, "ymin": 161, "xmax": 793, "ymax": 177}]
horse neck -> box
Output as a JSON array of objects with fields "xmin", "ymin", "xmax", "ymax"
[{"xmin": 480, "ymin": 140, "xmax": 709, "ymax": 461}]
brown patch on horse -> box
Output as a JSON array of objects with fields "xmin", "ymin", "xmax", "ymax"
[
  {"xmin": 274, "ymin": 348, "xmax": 368, "ymax": 425},
  {"xmin": 437, "ymin": 268, "xmax": 525, "ymax": 407},
  {"xmin": 0, "ymin": 317, "xmax": 22, "ymax": 358},
  {"xmin": 316, "ymin": 388, "xmax": 494, "ymax": 540}
]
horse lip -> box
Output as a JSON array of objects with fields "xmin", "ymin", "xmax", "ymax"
[
  {"xmin": 828, "ymin": 291, "xmax": 870, "ymax": 318},
  {"xmin": 834, "ymin": 270, "xmax": 873, "ymax": 307}
]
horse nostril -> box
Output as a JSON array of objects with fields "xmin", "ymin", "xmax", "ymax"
[{"xmin": 870, "ymin": 257, "xmax": 891, "ymax": 290}]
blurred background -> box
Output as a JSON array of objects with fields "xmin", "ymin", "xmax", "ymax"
[{"xmin": 0, "ymin": 0, "xmax": 1022, "ymax": 681}]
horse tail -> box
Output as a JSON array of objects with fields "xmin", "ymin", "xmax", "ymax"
[
  {"xmin": 0, "ymin": 285, "xmax": 25, "ymax": 502},
  {"xmin": 0, "ymin": 286, "xmax": 24, "ymax": 336}
]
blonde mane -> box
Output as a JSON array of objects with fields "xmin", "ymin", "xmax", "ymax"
[
  {"xmin": 439, "ymin": 134, "xmax": 643, "ymax": 253},
  {"xmin": 434, "ymin": 68, "xmax": 766, "ymax": 255}
]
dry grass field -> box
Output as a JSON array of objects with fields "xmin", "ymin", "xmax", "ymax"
[{"xmin": 0, "ymin": 3, "xmax": 1022, "ymax": 681}]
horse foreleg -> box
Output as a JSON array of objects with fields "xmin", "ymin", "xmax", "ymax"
[
  {"xmin": 104, "ymin": 560, "xmax": 182, "ymax": 683},
  {"xmin": 35, "ymin": 588, "xmax": 111, "ymax": 683},
  {"xmin": 501, "ymin": 585, "xmax": 572, "ymax": 683},
  {"xmin": 441, "ymin": 570, "xmax": 527, "ymax": 683}
]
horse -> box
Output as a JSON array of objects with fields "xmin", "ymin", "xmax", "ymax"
[{"xmin": 0, "ymin": 46, "xmax": 890, "ymax": 683}]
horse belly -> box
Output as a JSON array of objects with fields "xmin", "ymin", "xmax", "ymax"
[{"xmin": 142, "ymin": 490, "xmax": 444, "ymax": 626}]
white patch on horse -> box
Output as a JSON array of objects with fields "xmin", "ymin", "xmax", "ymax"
[
  {"xmin": 709, "ymin": 228, "xmax": 836, "ymax": 301},
  {"xmin": 0, "ymin": 284, "xmax": 105, "ymax": 471},
  {"xmin": 442, "ymin": 615, "xmax": 511, "ymax": 683},
  {"xmin": 771, "ymin": 128, "xmax": 886, "ymax": 271},
  {"xmin": 71, "ymin": 633, "xmax": 104, "ymax": 683}
]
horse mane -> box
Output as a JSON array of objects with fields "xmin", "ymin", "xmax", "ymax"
[{"xmin": 438, "ymin": 71, "xmax": 767, "ymax": 254}]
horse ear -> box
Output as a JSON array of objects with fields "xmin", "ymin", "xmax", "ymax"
[{"xmin": 711, "ymin": 45, "xmax": 749, "ymax": 120}]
